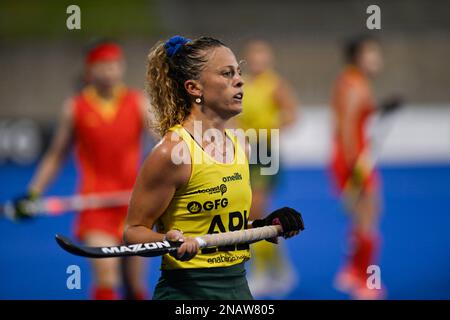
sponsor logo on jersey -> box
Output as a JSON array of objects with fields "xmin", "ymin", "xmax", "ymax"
[
  {"xmin": 187, "ymin": 198, "xmax": 229, "ymax": 213},
  {"xmin": 187, "ymin": 201, "xmax": 202, "ymax": 214},
  {"xmin": 222, "ymin": 172, "xmax": 242, "ymax": 183},
  {"xmin": 185, "ymin": 184, "xmax": 227, "ymax": 196}
]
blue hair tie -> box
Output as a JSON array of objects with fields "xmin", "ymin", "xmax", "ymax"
[{"xmin": 164, "ymin": 35, "xmax": 191, "ymax": 58}]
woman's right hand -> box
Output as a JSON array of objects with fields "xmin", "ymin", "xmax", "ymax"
[{"xmin": 165, "ymin": 229, "xmax": 200, "ymax": 261}]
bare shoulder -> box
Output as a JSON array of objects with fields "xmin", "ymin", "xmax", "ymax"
[
  {"xmin": 141, "ymin": 131, "xmax": 191, "ymax": 188},
  {"xmin": 52, "ymin": 97, "xmax": 75, "ymax": 133},
  {"xmin": 61, "ymin": 97, "xmax": 75, "ymax": 119},
  {"xmin": 274, "ymin": 77, "xmax": 298, "ymax": 103},
  {"xmin": 275, "ymin": 77, "xmax": 291, "ymax": 91}
]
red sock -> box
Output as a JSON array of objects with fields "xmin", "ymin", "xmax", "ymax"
[
  {"xmin": 349, "ymin": 229, "xmax": 379, "ymax": 279},
  {"xmin": 92, "ymin": 287, "xmax": 119, "ymax": 300}
]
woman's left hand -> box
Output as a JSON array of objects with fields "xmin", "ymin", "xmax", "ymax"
[{"xmin": 252, "ymin": 207, "xmax": 304, "ymax": 243}]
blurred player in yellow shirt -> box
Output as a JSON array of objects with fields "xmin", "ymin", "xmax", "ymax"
[{"xmin": 236, "ymin": 40, "xmax": 299, "ymax": 297}]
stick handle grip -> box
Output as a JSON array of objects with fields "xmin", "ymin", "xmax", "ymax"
[{"xmin": 195, "ymin": 225, "xmax": 283, "ymax": 248}]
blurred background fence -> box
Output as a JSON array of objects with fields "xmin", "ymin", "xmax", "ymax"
[{"xmin": 1, "ymin": 0, "xmax": 449, "ymax": 124}]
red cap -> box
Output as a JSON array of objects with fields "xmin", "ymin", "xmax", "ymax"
[{"xmin": 86, "ymin": 42, "xmax": 123, "ymax": 65}]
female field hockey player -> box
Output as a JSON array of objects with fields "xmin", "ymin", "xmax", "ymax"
[
  {"xmin": 235, "ymin": 39, "xmax": 300, "ymax": 297},
  {"xmin": 14, "ymin": 41, "xmax": 150, "ymax": 300},
  {"xmin": 330, "ymin": 35, "xmax": 386, "ymax": 299},
  {"xmin": 123, "ymin": 36, "xmax": 304, "ymax": 300}
]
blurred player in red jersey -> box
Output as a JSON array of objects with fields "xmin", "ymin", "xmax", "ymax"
[
  {"xmin": 13, "ymin": 41, "xmax": 151, "ymax": 300},
  {"xmin": 330, "ymin": 35, "xmax": 385, "ymax": 300}
]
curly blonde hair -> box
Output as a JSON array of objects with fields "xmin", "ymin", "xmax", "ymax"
[{"xmin": 146, "ymin": 36, "xmax": 225, "ymax": 136}]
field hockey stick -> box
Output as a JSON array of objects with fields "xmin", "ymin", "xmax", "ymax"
[
  {"xmin": 0, "ymin": 190, "xmax": 132, "ymax": 220},
  {"xmin": 55, "ymin": 224, "xmax": 288, "ymax": 258},
  {"xmin": 342, "ymin": 99, "xmax": 404, "ymax": 208}
]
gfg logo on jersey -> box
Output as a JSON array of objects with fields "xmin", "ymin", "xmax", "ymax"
[
  {"xmin": 187, "ymin": 198, "xmax": 229, "ymax": 213},
  {"xmin": 187, "ymin": 201, "xmax": 202, "ymax": 214},
  {"xmin": 101, "ymin": 241, "xmax": 171, "ymax": 254}
]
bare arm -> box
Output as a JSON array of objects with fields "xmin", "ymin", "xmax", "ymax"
[
  {"xmin": 274, "ymin": 78, "xmax": 300, "ymax": 129},
  {"xmin": 123, "ymin": 135, "xmax": 200, "ymax": 260},
  {"xmin": 28, "ymin": 99, "xmax": 74, "ymax": 195},
  {"xmin": 123, "ymin": 135, "xmax": 191, "ymax": 242},
  {"xmin": 337, "ymin": 86, "xmax": 361, "ymax": 166}
]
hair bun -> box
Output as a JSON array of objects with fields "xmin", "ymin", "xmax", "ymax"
[{"xmin": 164, "ymin": 35, "xmax": 191, "ymax": 58}]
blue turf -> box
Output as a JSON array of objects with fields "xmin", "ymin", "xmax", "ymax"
[{"xmin": 1, "ymin": 157, "xmax": 449, "ymax": 299}]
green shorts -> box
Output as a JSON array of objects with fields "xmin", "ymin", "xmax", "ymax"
[{"xmin": 153, "ymin": 263, "xmax": 253, "ymax": 300}]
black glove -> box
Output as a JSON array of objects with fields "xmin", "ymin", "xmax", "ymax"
[
  {"xmin": 379, "ymin": 95, "xmax": 404, "ymax": 116},
  {"xmin": 252, "ymin": 207, "xmax": 304, "ymax": 241},
  {"xmin": 12, "ymin": 192, "xmax": 39, "ymax": 220}
]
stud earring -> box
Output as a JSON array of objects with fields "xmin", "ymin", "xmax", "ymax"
[{"xmin": 195, "ymin": 97, "xmax": 202, "ymax": 104}]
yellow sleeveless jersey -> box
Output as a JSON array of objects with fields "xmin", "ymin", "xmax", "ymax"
[
  {"xmin": 157, "ymin": 124, "xmax": 252, "ymax": 270},
  {"xmin": 236, "ymin": 70, "xmax": 281, "ymax": 130}
]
